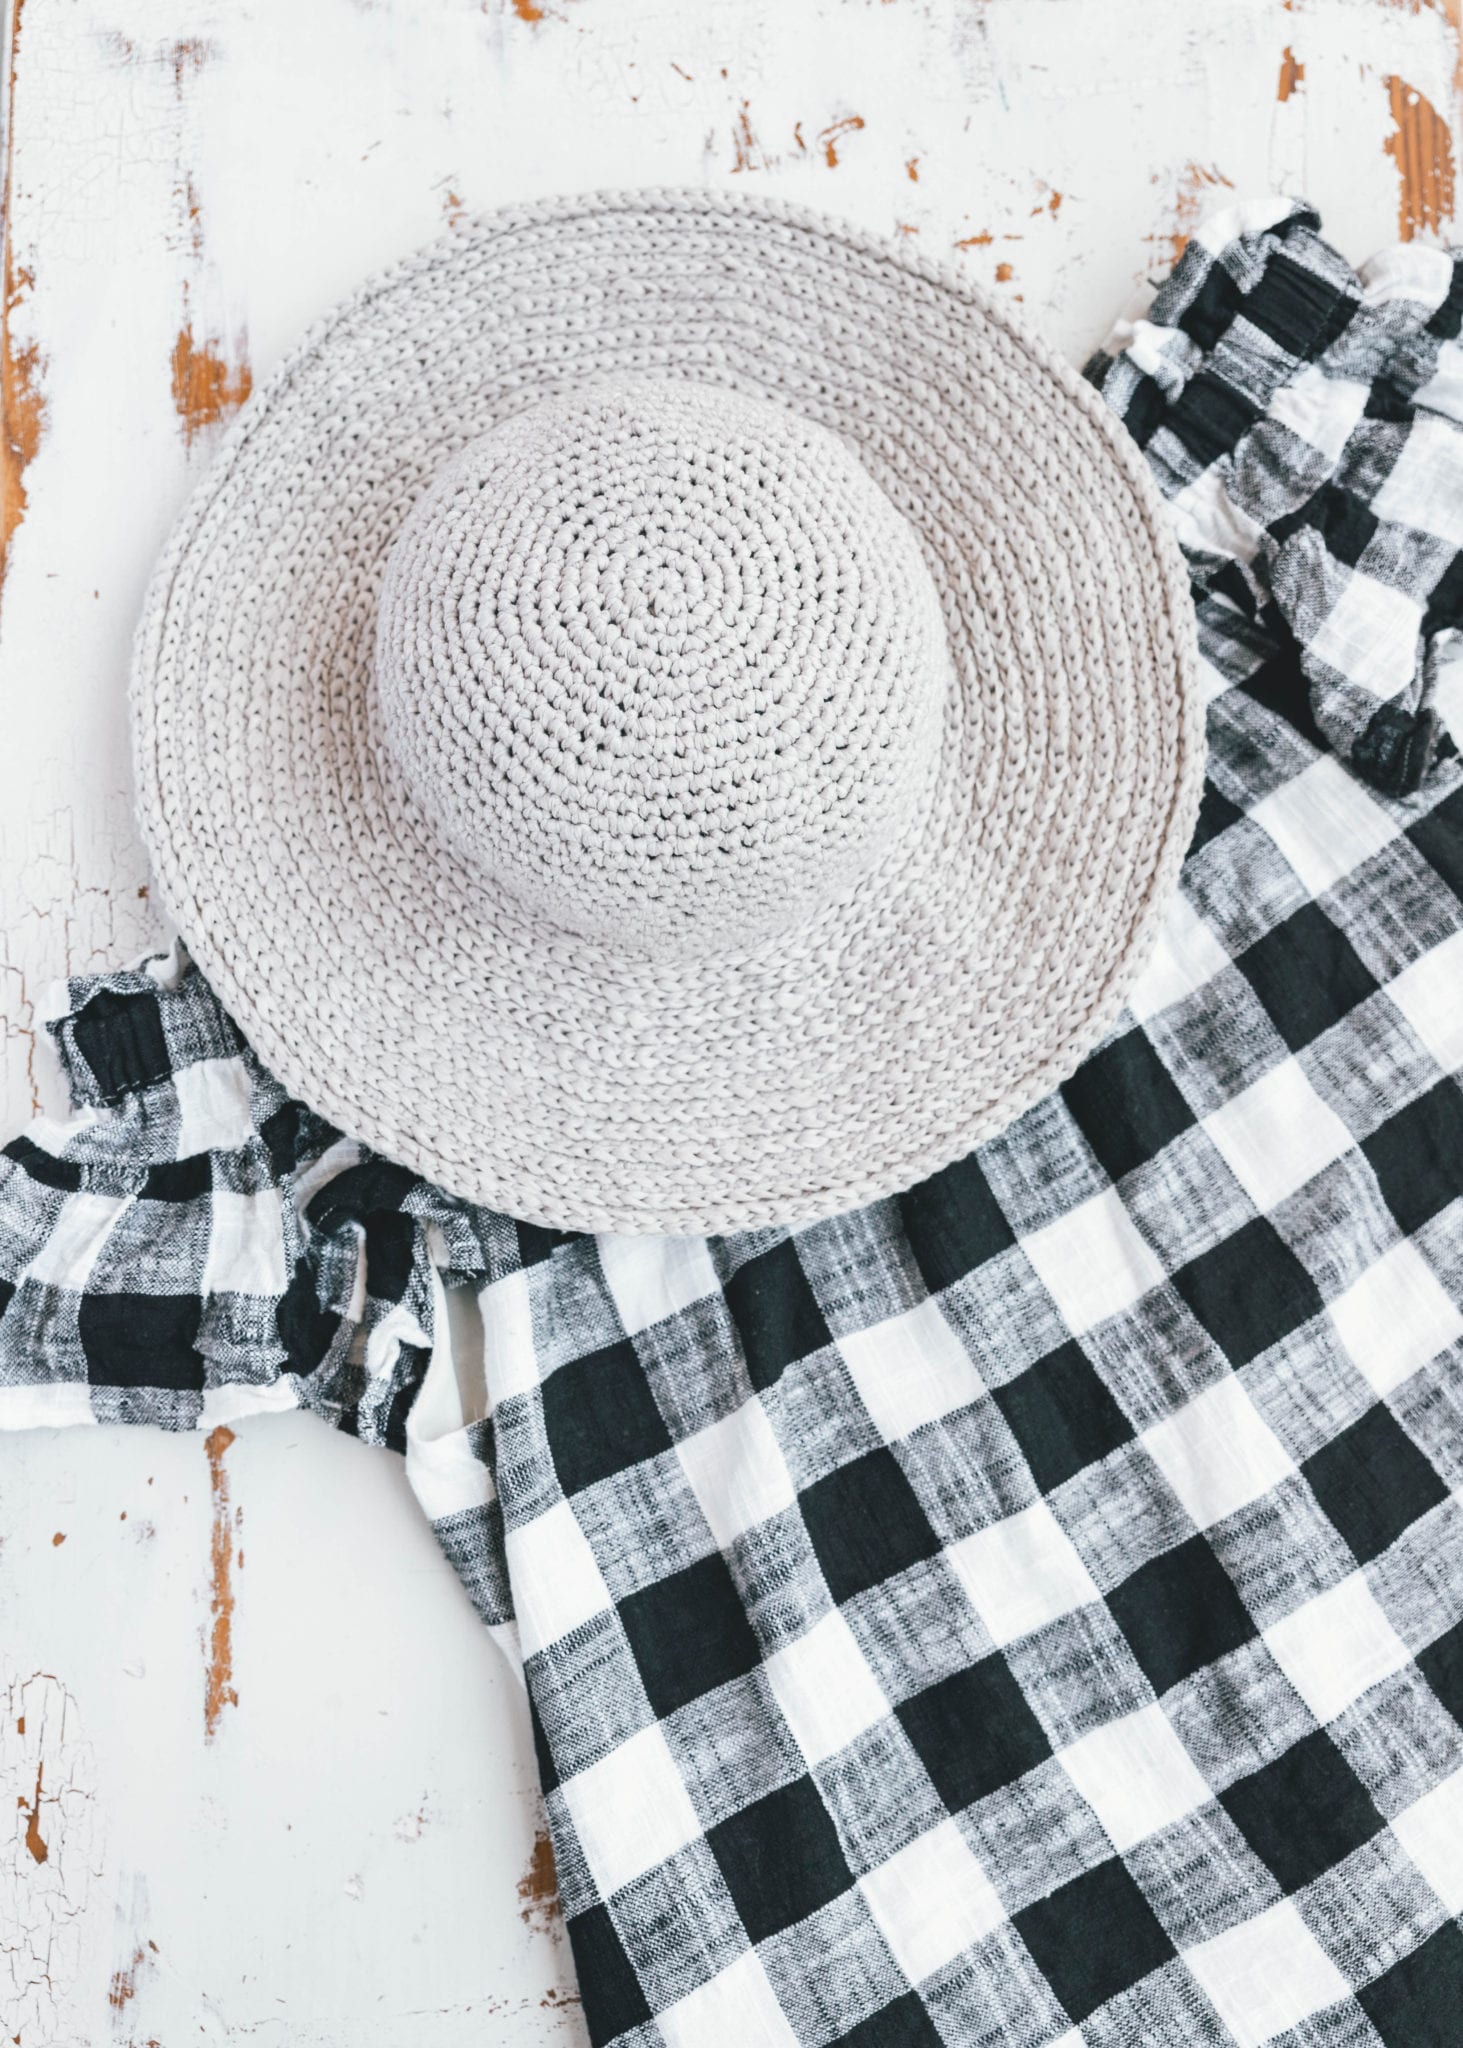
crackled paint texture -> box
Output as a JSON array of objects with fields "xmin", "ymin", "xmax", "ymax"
[
  {"xmin": 1, "ymin": 1673, "xmax": 102, "ymax": 2042},
  {"xmin": 0, "ymin": 0, "xmax": 1459, "ymax": 2041}
]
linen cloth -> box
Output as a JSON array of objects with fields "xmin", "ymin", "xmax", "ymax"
[{"xmin": 3, "ymin": 198, "xmax": 1463, "ymax": 2046}]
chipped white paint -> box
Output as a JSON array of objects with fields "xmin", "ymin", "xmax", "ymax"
[
  {"xmin": 1, "ymin": 1672, "xmax": 102, "ymax": 2042},
  {"xmin": 0, "ymin": 0, "xmax": 1458, "ymax": 2039},
  {"xmin": 2, "ymin": 1417, "xmax": 579, "ymax": 2044}
]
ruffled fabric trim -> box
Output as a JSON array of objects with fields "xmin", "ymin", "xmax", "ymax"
[
  {"xmin": 1088, "ymin": 196, "xmax": 1463, "ymax": 795},
  {"xmin": 0, "ymin": 946, "xmax": 533, "ymax": 1448}
]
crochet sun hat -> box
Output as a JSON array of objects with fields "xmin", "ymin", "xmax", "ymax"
[{"xmin": 132, "ymin": 189, "xmax": 1203, "ymax": 1235}]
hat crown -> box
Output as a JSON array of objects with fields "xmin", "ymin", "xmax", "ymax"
[{"xmin": 375, "ymin": 379, "xmax": 950, "ymax": 959}]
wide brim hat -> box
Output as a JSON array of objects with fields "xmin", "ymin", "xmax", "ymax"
[{"xmin": 132, "ymin": 189, "xmax": 1202, "ymax": 1235}]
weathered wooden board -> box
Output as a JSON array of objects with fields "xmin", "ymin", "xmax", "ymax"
[
  {"xmin": 2, "ymin": 1417, "xmax": 577, "ymax": 2045},
  {"xmin": 1, "ymin": 1, "xmax": 1459, "ymax": 2040}
]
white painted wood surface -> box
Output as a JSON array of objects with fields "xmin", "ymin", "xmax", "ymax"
[{"xmin": 1, "ymin": 2, "xmax": 1459, "ymax": 2040}]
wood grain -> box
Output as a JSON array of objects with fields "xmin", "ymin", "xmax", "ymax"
[
  {"xmin": 0, "ymin": 1, "xmax": 1459, "ymax": 2040},
  {"xmin": 1386, "ymin": 71, "xmax": 1457, "ymax": 233}
]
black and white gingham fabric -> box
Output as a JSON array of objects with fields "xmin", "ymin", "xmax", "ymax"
[
  {"xmin": 4, "ymin": 198, "xmax": 1463, "ymax": 2046},
  {"xmin": 1097, "ymin": 195, "xmax": 1463, "ymax": 797}
]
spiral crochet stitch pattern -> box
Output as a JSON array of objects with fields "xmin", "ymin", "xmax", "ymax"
[
  {"xmin": 376, "ymin": 379, "xmax": 951, "ymax": 959},
  {"xmin": 132, "ymin": 189, "xmax": 1203, "ymax": 1234}
]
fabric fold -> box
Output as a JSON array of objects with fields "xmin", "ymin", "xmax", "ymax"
[
  {"xmin": 0, "ymin": 942, "xmax": 524, "ymax": 1627},
  {"xmin": 0, "ymin": 947, "xmax": 413, "ymax": 1437},
  {"xmin": 1, "ymin": 199, "xmax": 1462, "ymax": 2048},
  {"xmin": 1088, "ymin": 195, "xmax": 1463, "ymax": 795}
]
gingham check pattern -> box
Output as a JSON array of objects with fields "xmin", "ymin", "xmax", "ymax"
[
  {"xmin": 1095, "ymin": 194, "xmax": 1463, "ymax": 797},
  {"xmin": 4, "ymin": 199, "xmax": 1463, "ymax": 2045}
]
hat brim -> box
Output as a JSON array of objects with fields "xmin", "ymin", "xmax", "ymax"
[{"xmin": 132, "ymin": 189, "xmax": 1202, "ymax": 1234}]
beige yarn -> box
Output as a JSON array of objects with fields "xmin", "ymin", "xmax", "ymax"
[
  {"xmin": 376, "ymin": 379, "xmax": 951, "ymax": 960},
  {"xmin": 131, "ymin": 189, "xmax": 1203, "ymax": 1235}
]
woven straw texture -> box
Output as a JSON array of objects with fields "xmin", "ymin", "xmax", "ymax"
[{"xmin": 131, "ymin": 189, "xmax": 1203, "ymax": 1234}]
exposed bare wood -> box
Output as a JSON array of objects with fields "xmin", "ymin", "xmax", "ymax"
[{"xmin": 0, "ymin": 2, "xmax": 1458, "ymax": 2038}]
